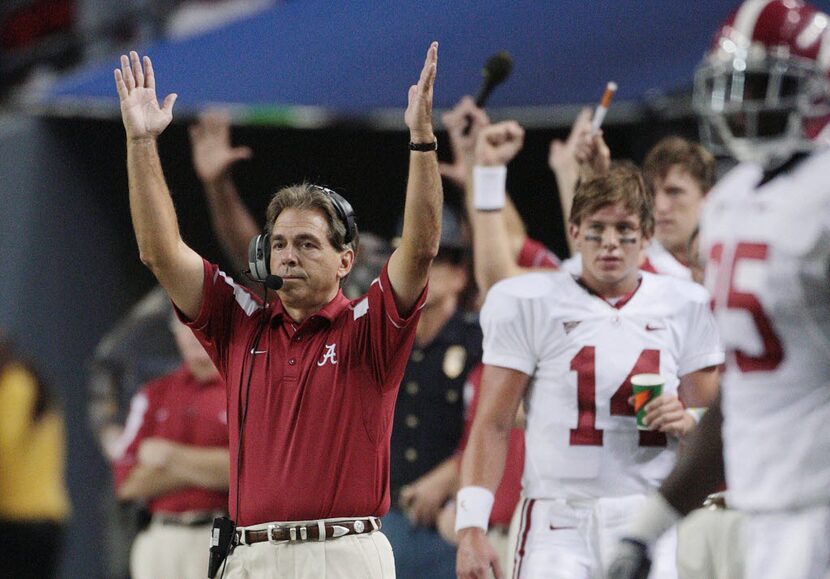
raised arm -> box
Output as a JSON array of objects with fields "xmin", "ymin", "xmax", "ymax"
[
  {"xmin": 387, "ymin": 42, "xmax": 443, "ymax": 313},
  {"xmin": 549, "ymin": 108, "xmax": 611, "ymax": 255},
  {"xmin": 189, "ymin": 110, "xmax": 258, "ymax": 272},
  {"xmin": 442, "ymin": 97, "xmax": 527, "ymax": 261},
  {"xmin": 115, "ymin": 52, "xmax": 205, "ymax": 320},
  {"xmin": 468, "ymin": 121, "xmax": 529, "ymax": 293}
]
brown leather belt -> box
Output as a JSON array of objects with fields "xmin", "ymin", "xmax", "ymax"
[{"xmin": 234, "ymin": 517, "xmax": 381, "ymax": 546}]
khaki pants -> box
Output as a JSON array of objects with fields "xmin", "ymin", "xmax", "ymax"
[
  {"xmin": 130, "ymin": 519, "xmax": 212, "ymax": 579},
  {"xmin": 223, "ymin": 525, "xmax": 395, "ymax": 579},
  {"xmin": 676, "ymin": 507, "xmax": 745, "ymax": 579}
]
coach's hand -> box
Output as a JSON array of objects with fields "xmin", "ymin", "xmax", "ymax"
[
  {"xmin": 457, "ymin": 527, "xmax": 503, "ymax": 579},
  {"xmin": 114, "ymin": 51, "xmax": 177, "ymax": 142},
  {"xmin": 405, "ymin": 42, "xmax": 438, "ymax": 144}
]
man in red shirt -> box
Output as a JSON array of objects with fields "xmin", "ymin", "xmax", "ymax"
[
  {"xmin": 115, "ymin": 43, "xmax": 442, "ymax": 579},
  {"xmin": 113, "ymin": 317, "xmax": 229, "ymax": 579}
]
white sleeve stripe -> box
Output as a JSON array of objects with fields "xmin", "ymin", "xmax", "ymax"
[
  {"xmin": 112, "ymin": 392, "xmax": 149, "ymax": 460},
  {"xmin": 217, "ymin": 269, "xmax": 262, "ymax": 317}
]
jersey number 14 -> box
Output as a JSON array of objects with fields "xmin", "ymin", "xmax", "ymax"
[{"xmin": 569, "ymin": 346, "xmax": 667, "ymax": 448}]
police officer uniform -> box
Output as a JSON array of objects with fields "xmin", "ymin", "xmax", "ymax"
[{"xmin": 383, "ymin": 206, "xmax": 483, "ymax": 578}]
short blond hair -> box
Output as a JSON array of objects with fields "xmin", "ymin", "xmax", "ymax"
[{"xmin": 570, "ymin": 162, "xmax": 654, "ymax": 237}]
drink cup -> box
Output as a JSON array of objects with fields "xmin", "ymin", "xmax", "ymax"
[{"xmin": 630, "ymin": 373, "xmax": 664, "ymax": 430}]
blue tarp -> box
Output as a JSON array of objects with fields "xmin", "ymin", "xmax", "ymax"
[{"xmin": 40, "ymin": 0, "xmax": 830, "ymax": 126}]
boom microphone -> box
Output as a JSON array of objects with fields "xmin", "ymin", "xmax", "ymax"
[
  {"xmin": 463, "ymin": 51, "xmax": 513, "ymax": 135},
  {"xmin": 265, "ymin": 275, "xmax": 284, "ymax": 290}
]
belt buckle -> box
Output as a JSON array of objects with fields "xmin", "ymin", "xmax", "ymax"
[{"xmin": 267, "ymin": 524, "xmax": 289, "ymax": 545}]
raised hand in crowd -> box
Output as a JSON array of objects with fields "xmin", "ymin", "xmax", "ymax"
[
  {"xmin": 439, "ymin": 95, "xmax": 491, "ymax": 189},
  {"xmin": 475, "ymin": 120, "xmax": 525, "ymax": 167},
  {"xmin": 548, "ymin": 108, "xmax": 610, "ymax": 253},
  {"xmin": 189, "ymin": 110, "xmax": 258, "ymax": 272},
  {"xmin": 189, "ymin": 110, "xmax": 252, "ymax": 187}
]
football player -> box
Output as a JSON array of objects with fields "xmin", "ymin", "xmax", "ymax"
[{"xmin": 608, "ymin": 1, "xmax": 830, "ymax": 578}]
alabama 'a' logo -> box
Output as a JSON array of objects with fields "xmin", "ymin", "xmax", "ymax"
[{"xmin": 317, "ymin": 343, "xmax": 338, "ymax": 367}]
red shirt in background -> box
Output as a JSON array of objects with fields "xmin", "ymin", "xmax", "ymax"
[{"xmin": 113, "ymin": 365, "xmax": 228, "ymax": 514}]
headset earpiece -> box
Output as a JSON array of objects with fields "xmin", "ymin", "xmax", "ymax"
[
  {"xmin": 312, "ymin": 185, "xmax": 357, "ymax": 246},
  {"xmin": 327, "ymin": 190, "xmax": 357, "ymax": 246},
  {"xmin": 247, "ymin": 233, "xmax": 271, "ymax": 282}
]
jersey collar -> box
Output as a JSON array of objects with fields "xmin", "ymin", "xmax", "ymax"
[{"xmin": 573, "ymin": 275, "xmax": 643, "ymax": 310}]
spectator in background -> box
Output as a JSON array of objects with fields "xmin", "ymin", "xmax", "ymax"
[
  {"xmin": 87, "ymin": 286, "xmax": 180, "ymax": 579},
  {"xmin": 112, "ymin": 316, "xmax": 229, "ymax": 579},
  {"xmin": 0, "ymin": 332, "xmax": 71, "ymax": 579},
  {"xmin": 383, "ymin": 204, "xmax": 482, "ymax": 579}
]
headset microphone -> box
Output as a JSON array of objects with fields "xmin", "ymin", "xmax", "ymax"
[
  {"xmin": 265, "ymin": 275, "xmax": 284, "ymax": 290},
  {"xmin": 463, "ymin": 51, "xmax": 513, "ymax": 135}
]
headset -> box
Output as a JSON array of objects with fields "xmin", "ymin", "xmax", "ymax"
[{"xmin": 246, "ymin": 185, "xmax": 357, "ymax": 284}]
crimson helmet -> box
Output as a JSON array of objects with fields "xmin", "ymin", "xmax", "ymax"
[{"xmin": 694, "ymin": 0, "xmax": 830, "ymax": 168}]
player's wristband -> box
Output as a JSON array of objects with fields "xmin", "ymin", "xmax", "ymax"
[
  {"xmin": 473, "ymin": 165, "xmax": 507, "ymax": 211},
  {"xmin": 454, "ymin": 486, "xmax": 494, "ymax": 532},
  {"xmin": 623, "ymin": 492, "xmax": 682, "ymax": 546},
  {"xmin": 685, "ymin": 407, "xmax": 706, "ymax": 424}
]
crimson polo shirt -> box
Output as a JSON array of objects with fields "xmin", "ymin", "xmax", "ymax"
[
  {"xmin": 181, "ymin": 259, "xmax": 426, "ymax": 526},
  {"xmin": 113, "ymin": 365, "xmax": 229, "ymax": 514}
]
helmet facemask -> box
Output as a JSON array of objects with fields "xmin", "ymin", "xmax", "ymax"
[{"xmin": 694, "ymin": 45, "xmax": 829, "ymax": 169}]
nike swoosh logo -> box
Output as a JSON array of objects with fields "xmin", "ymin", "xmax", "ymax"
[
  {"xmin": 251, "ymin": 350, "xmax": 268, "ymax": 355},
  {"xmin": 549, "ymin": 524, "xmax": 576, "ymax": 531},
  {"xmin": 645, "ymin": 324, "xmax": 664, "ymax": 331}
]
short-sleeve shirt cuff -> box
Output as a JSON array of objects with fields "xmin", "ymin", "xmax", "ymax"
[
  {"xmin": 679, "ymin": 351, "xmax": 725, "ymax": 377},
  {"xmin": 376, "ymin": 261, "xmax": 428, "ymax": 328},
  {"xmin": 481, "ymin": 353, "xmax": 535, "ymax": 377}
]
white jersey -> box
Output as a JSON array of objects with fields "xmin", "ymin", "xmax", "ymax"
[
  {"xmin": 700, "ymin": 148, "xmax": 830, "ymax": 512},
  {"xmin": 481, "ymin": 271, "xmax": 724, "ymax": 500},
  {"xmin": 561, "ymin": 241, "xmax": 692, "ymax": 281}
]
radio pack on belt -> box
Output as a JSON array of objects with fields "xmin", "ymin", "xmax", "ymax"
[{"xmin": 207, "ymin": 516, "xmax": 236, "ymax": 579}]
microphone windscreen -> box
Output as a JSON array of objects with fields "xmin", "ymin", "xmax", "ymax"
[
  {"xmin": 265, "ymin": 275, "xmax": 284, "ymax": 290},
  {"xmin": 483, "ymin": 51, "xmax": 513, "ymax": 85}
]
